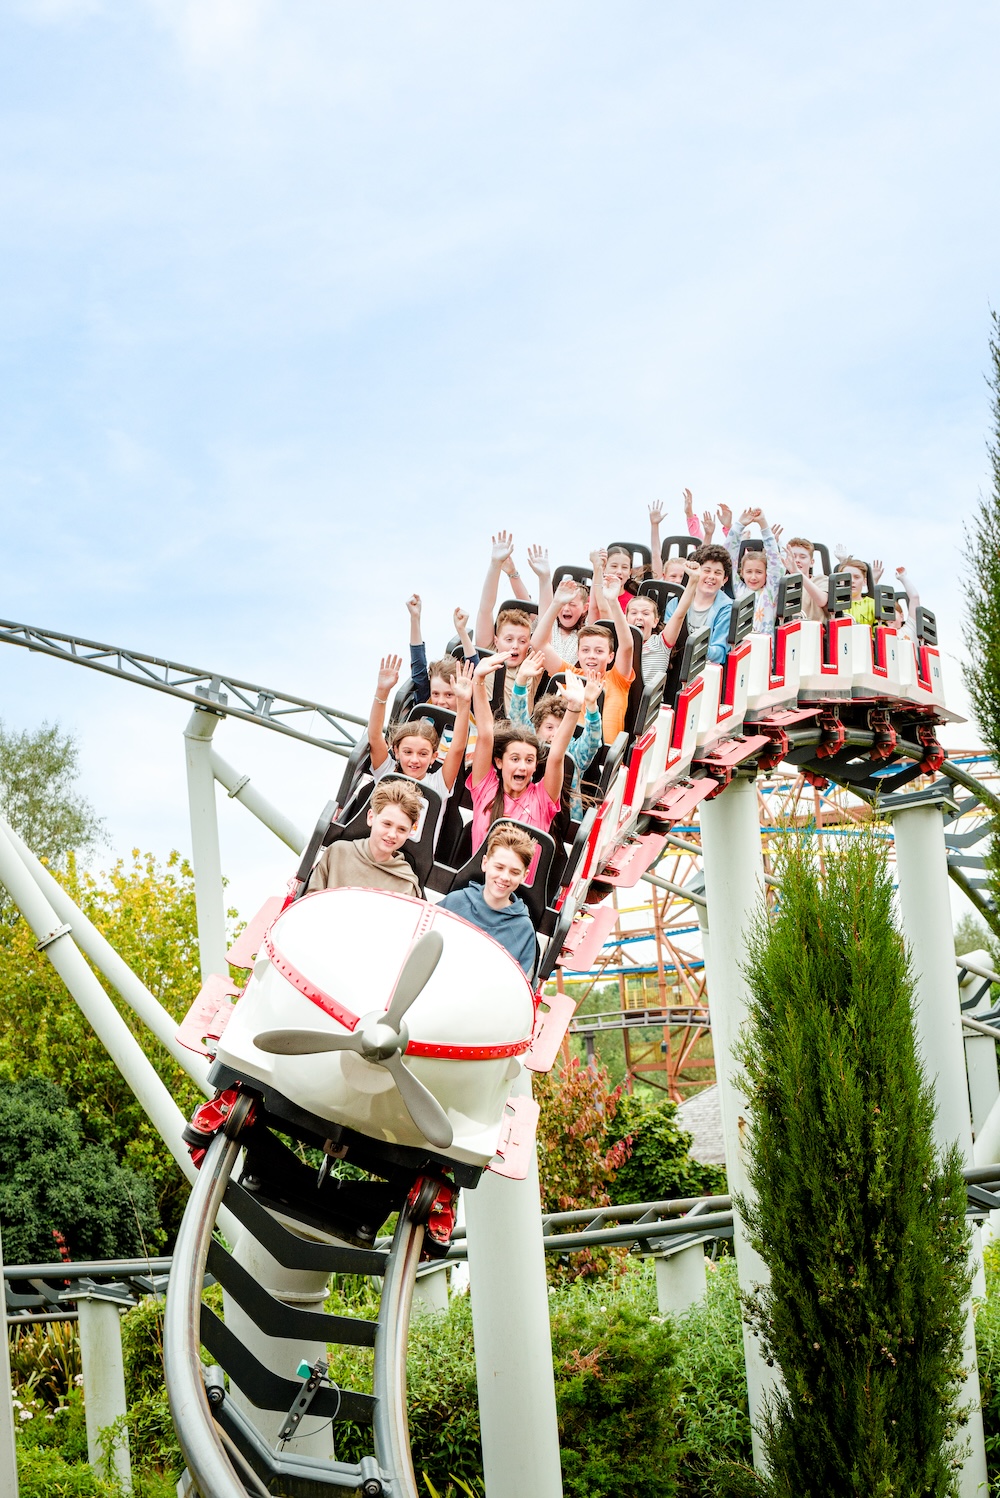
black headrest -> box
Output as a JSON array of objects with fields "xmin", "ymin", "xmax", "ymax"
[
  {"xmin": 915, "ymin": 606, "xmax": 937, "ymax": 646},
  {"xmin": 607, "ymin": 540, "xmax": 652, "ymax": 567},
  {"xmin": 679, "ymin": 627, "xmax": 711, "ymax": 684},
  {"xmin": 775, "ymin": 573, "xmax": 803, "ymax": 625},
  {"xmin": 872, "ymin": 584, "xmax": 896, "ymax": 626},
  {"xmin": 826, "ymin": 572, "xmax": 853, "ymax": 616},
  {"xmin": 660, "ymin": 534, "xmax": 699, "ymax": 563},
  {"xmin": 728, "ymin": 592, "xmax": 756, "ymax": 645}
]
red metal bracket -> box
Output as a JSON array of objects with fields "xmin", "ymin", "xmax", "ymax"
[
  {"xmin": 815, "ymin": 710, "xmax": 846, "ymax": 760},
  {"xmin": 916, "ymin": 722, "xmax": 945, "ymax": 775},
  {"xmin": 645, "ymin": 777, "xmax": 718, "ymax": 825},
  {"xmin": 183, "ymin": 1087, "xmax": 256, "ymax": 1166},
  {"xmin": 867, "ymin": 708, "xmax": 897, "ymax": 763},
  {"xmin": 697, "ymin": 733, "xmax": 772, "ymax": 792}
]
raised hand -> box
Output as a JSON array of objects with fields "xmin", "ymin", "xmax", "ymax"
[
  {"xmin": 527, "ymin": 544, "xmax": 550, "ymax": 579},
  {"xmin": 491, "ymin": 531, "xmax": 515, "ymax": 565},
  {"xmin": 376, "ymin": 655, "xmax": 402, "ymax": 697},
  {"xmin": 682, "ymin": 488, "xmax": 694, "ymax": 514},
  {"xmin": 739, "ymin": 507, "xmax": 761, "ymax": 527},
  {"xmin": 872, "ymin": 558, "xmax": 884, "ymax": 582},
  {"xmin": 555, "ymin": 576, "xmax": 581, "ymax": 604},
  {"xmin": 474, "ymin": 651, "xmax": 511, "ymax": 680},
  {"xmin": 717, "ymin": 503, "xmax": 732, "ymax": 529},
  {"xmin": 452, "ymin": 660, "xmax": 474, "ymax": 704},
  {"xmin": 648, "ymin": 501, "xmax": 666, "ymax": 526},
  {"xmin": 682, "ymin": 558, "xmax": 702, "ymax": 586},
  {"xmin": 770, "ymin": 522, "xmax": 782, "ymax": 546},
  {"xmin": 405, "ymin": 593, "xmax": 421, "ymax": 622},
  {"xmin": 895, "ymin": 565, "xmax": 906, "ymax": 577},
  {"xmin": 582, "ymin": 669, "xmax": 603, "ymax": 709},
  {"xmin": 516, "ymin": 649, "xmax": 547, "ymax": 686},
  {"xmin": 559, "ymin": 673, "xmax": 586, "ymax": 712},
  {"xmin": 453, "ymin": 606, "xmax": 470, "ymax": 635},
  {"xmin": 589, "ymin": 547, "xmax": 608, "ymax": 574},
  {"xmin": 701, "ymin": 509, "xmax": 716, "ymax": 543}
]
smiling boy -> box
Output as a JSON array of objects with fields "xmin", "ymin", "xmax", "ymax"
[{"xmin": 439, "ymin": 823, "xmax": 538, "ymax": 976}]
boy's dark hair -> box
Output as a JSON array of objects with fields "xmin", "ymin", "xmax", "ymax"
[
  {"xmin": 495, "ymin": 608, "xmax": 533, "ymax": 635},
  {"xmin": 691, "ymin": 542, "xmax": 733, "ymax": 585},
  {"xmin": 530, "ymin": 693, "xmax": 568, "ymax": 730},
  {"xmin": 428, "ymin": 657, "xmax": 458, "ymax": 683}
]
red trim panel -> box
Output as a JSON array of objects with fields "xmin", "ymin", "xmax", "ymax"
[
  {"xmin": 405, "ymin": 1038, "xmax": 532, "ymax": 1060},
  {"xmin": 263, "ymin": 933, "xmax": 361, "ymax": 1033}
]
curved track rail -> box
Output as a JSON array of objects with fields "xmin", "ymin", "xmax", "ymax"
[{"xmin": 165, "ymin": 1108, "xmax": 432, "ymax": 1498}]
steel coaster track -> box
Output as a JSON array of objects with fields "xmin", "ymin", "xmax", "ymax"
[
  {"xmin": 0, "ymin": 617, "xmax": 365, "ymax": 756},
  {"xmin": 165, "ymin": 1114, "xmax": 430, "ymax": 1498}
]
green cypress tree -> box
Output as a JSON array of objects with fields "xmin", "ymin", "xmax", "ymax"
[{"xmin": 735, "ymin": 834, "xmax": 971, "ymax": 1497}]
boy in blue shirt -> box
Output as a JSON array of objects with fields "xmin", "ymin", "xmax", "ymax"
[{"xmin": 439, "ymin": 824, "xmax": 538, "ymax": 978}]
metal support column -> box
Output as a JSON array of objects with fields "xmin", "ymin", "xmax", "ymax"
[
  {"xmin": 698, "ymin": 777, "xmax": 778, "ymax": 1470},
  {"xmin": 77, "ymin": 1294, "xmax": 131, "ymax": 1492},
  {"xmin": 0, "ymin": 1225, "xmax": 19, "ymax": 1497},
  {"xmin": 890, "ymin": 797, "xmax": 989, "ymax": 1496},
  {"xmin": 183, "ymin": 709, "xmax": 229, "ymax": 982},
  {"xmin": 464, "ymin": 1070, "xmax": 563, "ymax": 1498},
  {"xmin": 208, "ymin": 749, "xmax": 306, "ymax": 854}
]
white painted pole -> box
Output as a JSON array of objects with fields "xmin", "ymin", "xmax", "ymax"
[
  {"xmin": 183, "ymin": 710, "xmax": 229, "ymax": 982},
  {"xmin": 0, "ymin": 1225, "xmax": 20, "ymax": 1497},
  {"xmin": 464, "ymin": 1070, "xmax": 563, "ymax": 1498},
  {"xmin": 697, "ymin": 777, "xmax": 778, "ymax": 1470},
  {"xmin": 208, "ymin": 750, "xmax": 306, "ymax": 854},
  {"xmin": 0, "ymin": 821, "xmax": 197, "ymax": 1187},
  {"xmin": 0, "ymin": 818, "xmax": 211, "ymax": 1094},
  {"xmin": 890, "ymin": 799, "xmax": 989, "ymax": 1497},
  {"xmin": 76, "ymin": 1294, "xmax": 131, "ymax": 1491}
]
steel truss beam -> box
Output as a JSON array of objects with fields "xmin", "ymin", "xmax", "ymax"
[{"xmin": 0, "ymin": 617, "xmax": 365, "ymax": 756}]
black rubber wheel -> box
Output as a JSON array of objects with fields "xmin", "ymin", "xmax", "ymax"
[{"xmin": 221, "ymin": 1091, "xmax": 255, "ymax": 1140}]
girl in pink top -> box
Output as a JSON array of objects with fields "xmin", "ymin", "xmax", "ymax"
[{"xmin": 469, "ymin": 652, "xmax": 584, "ymax": 851}]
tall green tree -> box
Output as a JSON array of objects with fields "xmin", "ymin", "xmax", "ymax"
[
  {"xmin": 0, "ymin": 720, "xmax": 103, "ymax": 878},
  {"xmin": 962, "ymin": 310, "xmax": 1000, "ymax": 938},
  {"xmin": 736, "ymin": 834, "xmax": 971, "ymax": 1497}
]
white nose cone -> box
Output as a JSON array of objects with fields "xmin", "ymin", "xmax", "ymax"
[{"xmin": 215, "ymin": 887, "xmax": 536, "ymax": 1167}]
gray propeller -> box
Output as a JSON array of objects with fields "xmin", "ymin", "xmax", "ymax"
[{"xmin": 255, "ymin": 930, "xmax": 453, "ymax": 1149}]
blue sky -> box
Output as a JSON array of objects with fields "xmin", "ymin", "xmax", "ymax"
[{"xmin": 1, "ymin": 1, "xmax": 998, "ymax": 917}]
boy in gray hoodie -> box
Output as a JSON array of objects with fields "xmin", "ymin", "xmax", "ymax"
[{"xmin": 439, "ymin": 823, "xmax": 538, "ymax": 978}]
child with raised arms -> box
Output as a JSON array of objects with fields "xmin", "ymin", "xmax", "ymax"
[{"xmin": 468, "ymin": 654, "xmax": 584, "ymax": 849}]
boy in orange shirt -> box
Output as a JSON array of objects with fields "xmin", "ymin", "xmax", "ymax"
[{"xmin": 533, "ymin": 557, "xmax": 635, "ymax": 743}]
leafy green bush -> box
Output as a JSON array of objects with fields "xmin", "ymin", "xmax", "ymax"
[
  {"xmin": 975, "ymin": 1241, "xmax": 1000, "ymax": 1484},
  {"xmin": 8, "ymin": 1319, "xmax": 81, "ymax": 1406},
  {"xmin": 607, "ymin": 1092, "xmax": 726, "ymax": 1205},
  {"xmin": 330, "ymin": 1260, "xmax": 685, "ymax": 1494},
  {"xmin": 673, "ymin": 1257, "xmax": 753, "ymax": 1497},
  {"xmin": 0, "ymin": 1077, "xmax": 162, "ymax": 1262}
]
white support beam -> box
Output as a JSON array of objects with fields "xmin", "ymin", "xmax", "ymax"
[
  {"xmin": 208, "ymin": 749, "xmax": 306, "ymax": 853},
  {"xmin": 183, "ymin": 710, "xmax": 229, "ymax": 982},
  {"xmin": 698, "ymin": 777, "xmax": 779, "ymax": 1471},
  {"xmin": 0, "ymin": 1225, "xmax": 19, "ymax": 1497},
  {"xmin": 77, "ymin": 1295, "xmax": 131, "ymax": 1492},
  {"xmin": 464, "ymin": 1071, "xmax": 563, "ymax": 1498},
  {"xmin": 889, "ymin": 800, "xmax": 989, "ymax": 1497}
]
